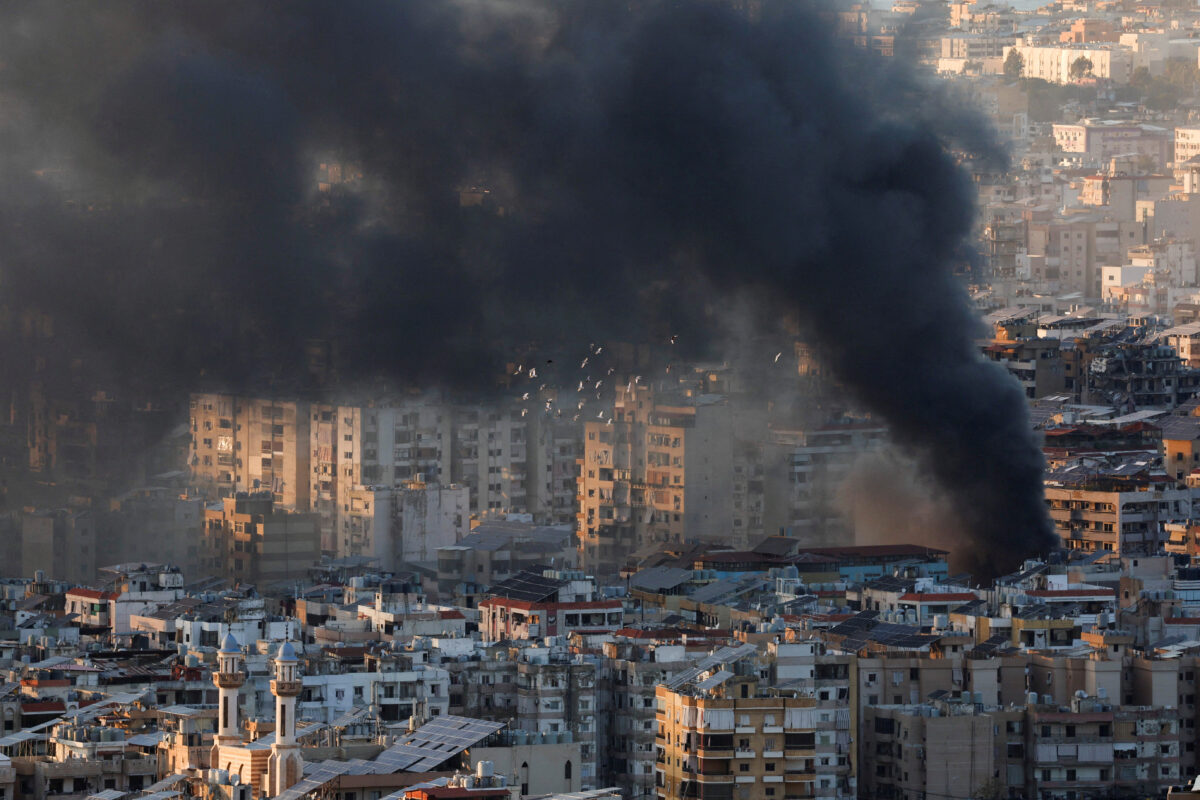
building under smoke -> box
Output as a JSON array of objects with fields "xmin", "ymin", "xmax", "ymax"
[{"xmin": 0, "ymin": 0, "xmax": 1055, "ymax": 575}]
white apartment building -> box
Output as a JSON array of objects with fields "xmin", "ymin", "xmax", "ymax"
[
  {"xmin": 1177, "ymin": 126, "xmax": 1200, "ymax": 165},
  {"xmin": 1005, "ymin": 43, "xmax": 1133, "ymax": 84}
]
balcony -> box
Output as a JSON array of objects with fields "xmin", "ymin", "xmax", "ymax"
[
  {"xmin": 697, "ymin": 774, "xmax": 734, "ymax": 784},
  {"xmin": 696, "ymin": 747, "xmax": 734, "ymax": 759}
]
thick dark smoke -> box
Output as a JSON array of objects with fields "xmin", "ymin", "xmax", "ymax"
[{"xmin": 0, "ymin": 0, "xmax": 1055, "ymax": 574}]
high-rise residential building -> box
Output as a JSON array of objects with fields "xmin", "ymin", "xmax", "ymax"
[
  {"xmin": 21, "ymin": 508, "xmax": 95, "ymax": 585},
  {"xmin": 189, "ymin": 394, "xmax": 311, "ymax": 510},
  {"xmin": 526, "ymin": 412, "xmax": 584, "ymax": 526},
  {"xmin": 99, "ymin": 487, "xmax": 205, "ymax": 579},
  {"xmin": 577, "ymin": 386, "xmax": 768, "ymax": 577},
  {"xmin": 452, "ymin": 405, "xmax": 532, "ymax": 519},
  {"xmin": 763, "ymin": 422, "xmax": 887, "ymax": 546},
  {"xmin": 599, "ymin": 640, "xmax": 695, "ymax": 800},
  {"xmin": 194, "ymin": 394, "xmax": 579, "ymax": 540}
]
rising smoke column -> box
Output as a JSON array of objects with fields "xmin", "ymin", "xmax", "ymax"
[{"xmin": 0, "ymin": 0, "xmax": 1056, "ymax": 574}]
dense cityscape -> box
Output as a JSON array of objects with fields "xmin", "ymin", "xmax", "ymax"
[{"xmin": 17, "ymin": 1, "xmax": 1200, "ymax": 800}]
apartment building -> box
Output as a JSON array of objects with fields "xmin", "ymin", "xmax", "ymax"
[
  {"xmin": 453, "ymin": 405, "xmax": 530, "ymax": 518},
  {"xmin": 1085, "ymin": 341, "xmax": 1200, "ymax": 407},
  {"xmin": 764, "ymin": 640, "xmax": 856, "ymax": 797},
  {"xmin": 861, "ymin": 694, "xmax": 1181, "ymax": 800},
  {"xmin": 940, "ymin": 32, "xmax": 1013, "ymax": 60},
  {"xmin": 578, "ymin": 386, "xmax": 769, "ymax": 577},
  {"xmin": 20, "ymin": 509, "xmax": 95, "ymax": 585},
  {"xmin": 762, "ymin": 422, "xmax": 887, "ymax": 547},
  {"xmin": 338, "ymin": 481, "xmax": 469, "ymax": 566},
  {"xmin": 201, "ymin": 493, "xmax": 321, "ymax": 586},
  {"xmin": 1005, "ymin": 43, "xmax": 1133, "ymax": 84},
  {"xmin": 527, "ymin": 413, "xmax": 585, "ymax": 526},
  {"xmin": 1161, "ymin": 412, "xmax": 1200, "ymax": 483},
  {"xmin": 600, "ymin": 641, "xmax": 695, "ymax": 800},
  {"xmin": 190, "ymin": 394, "xmax": 312, "ymax": 510},
  {"xmin": 1025, "ymin": 216, "xmax": 1097, "ymax": 296},
  {"xmin": 197, "ymin": 394, "xmax": 577, "ymax": 542},
  {"xmin": 98, "ymin": 488, "xmax": 205, "ymax": 579},
  {"xmin": 860, "ymin": 699, "xmax": 1012, "ymax": 800},
  {"xmin": 1044, "ymin": 479, "xmax": 1197, "ymax": 554},
  {"xmin": 477, "ymin": 569, "xmax": 623, "ymax": 642},
  {"xmin": 10, "ymin": 720, "xmax": 159, "ymax": 800},
  {"xmin": 982, "ymin": 336, "xmax": 1066, "ymax": 399},
  {"xmin": 1179, "ymin": 127, "xmax": 1200, "ymax": 165},
  {"xmin": 1052, "ymin": 120, "xmax": 1171, "ymax": 168},
  {"xmin": 654, "ymin": 668, "xmax": 824, "ymax": 800},
  {"xmin": 434, "ymin": 639, "xmax": 601, "ymax": 790}
]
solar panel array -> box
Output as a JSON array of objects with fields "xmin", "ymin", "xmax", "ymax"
[
  {"xmin": 275, "ymin": 715, "xmax": 504, "ymax": 800},
  {"xmin": 486, "ymin": 571, "xmax": 563, "ymax": 602},
  {"xmin": 135, "ymin": 792, "xmax": 181, "ymax": 800},
  {"xmin": 664, "ymin": 643, "xmax": 759, "ymax": 690},
  {"xmin": 381, "ymin": 716, "xmax": 506, "ymax": 772},
  {"xmin": 329, "ymin": 706, "xmax": 370, "ymax": 728},
  {"xmin": 828, "ymin": 611, "xmax": 938, "ymax": 651},
  {"xmin": 86, "ymin": 790, "xmax": 127, "ymax": 800},
  {"xmin": 142, "ymin": 775, "xmax": 187, "ymax": 794},
  {"xmin": 693, "ymin": 669, "xmax": 733, "ymax": 692},
  {"xmin": 275, "ymin": 761, "xmax": 356, "ymax": 800},
  {"xmin": 969, "ymin": 632, "xmax": 1016, "ymax": 657},
  {"xmin": 861, "ymin": 576, "xmax": 914, "ymax": 593}
]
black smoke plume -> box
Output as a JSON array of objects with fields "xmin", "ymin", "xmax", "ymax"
[{"xmin": 0, "ymin": 0, "xmax": 1055, "ymax": 574}]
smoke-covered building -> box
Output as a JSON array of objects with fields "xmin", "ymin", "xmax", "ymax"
[
  {"xmin": 20, "ymin": 509, "xmax": 95, "ymax": 585},
  {"xmin": 337, "ymin": 481, "xmax": 469, "ymax": 568},
  {"xmin": 577, "ymin": 385, "xmax": 770, "ymax": 578},
  {"xmin": 762, "ymin": 422, "xmax": 887, "ymax": 547},
  {"xmin": 98, "ymin": 487, "xmax": 205, "ymax": 580}
]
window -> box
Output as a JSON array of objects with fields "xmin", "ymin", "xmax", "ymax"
[{"xmin": 564, "ymin": 761, "xmax": 572, "ymax": 781}]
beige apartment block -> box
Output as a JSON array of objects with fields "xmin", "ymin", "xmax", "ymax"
[
  {"xmin": 1044, "ymin": 482, "xmax": 1196, "ymax": 554},
  {"xmin": 189, "ymin": 394, "xmax": 311, "ymax": 510},
  {"xmin": 202, "ymin": 493, "xmax": 320, "ymax": 586},
  {"xmin": 655, "ymin": 679, "xmax": 821, "ymax": 800}
]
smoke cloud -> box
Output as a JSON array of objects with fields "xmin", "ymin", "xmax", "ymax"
[
  {"xmin": 0, "ymin": 0, "xmax": 1055, "ymax": 574},
  {"xmin": 837, "ymin": 448, "xmax": 978, "ymax": 577}
]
